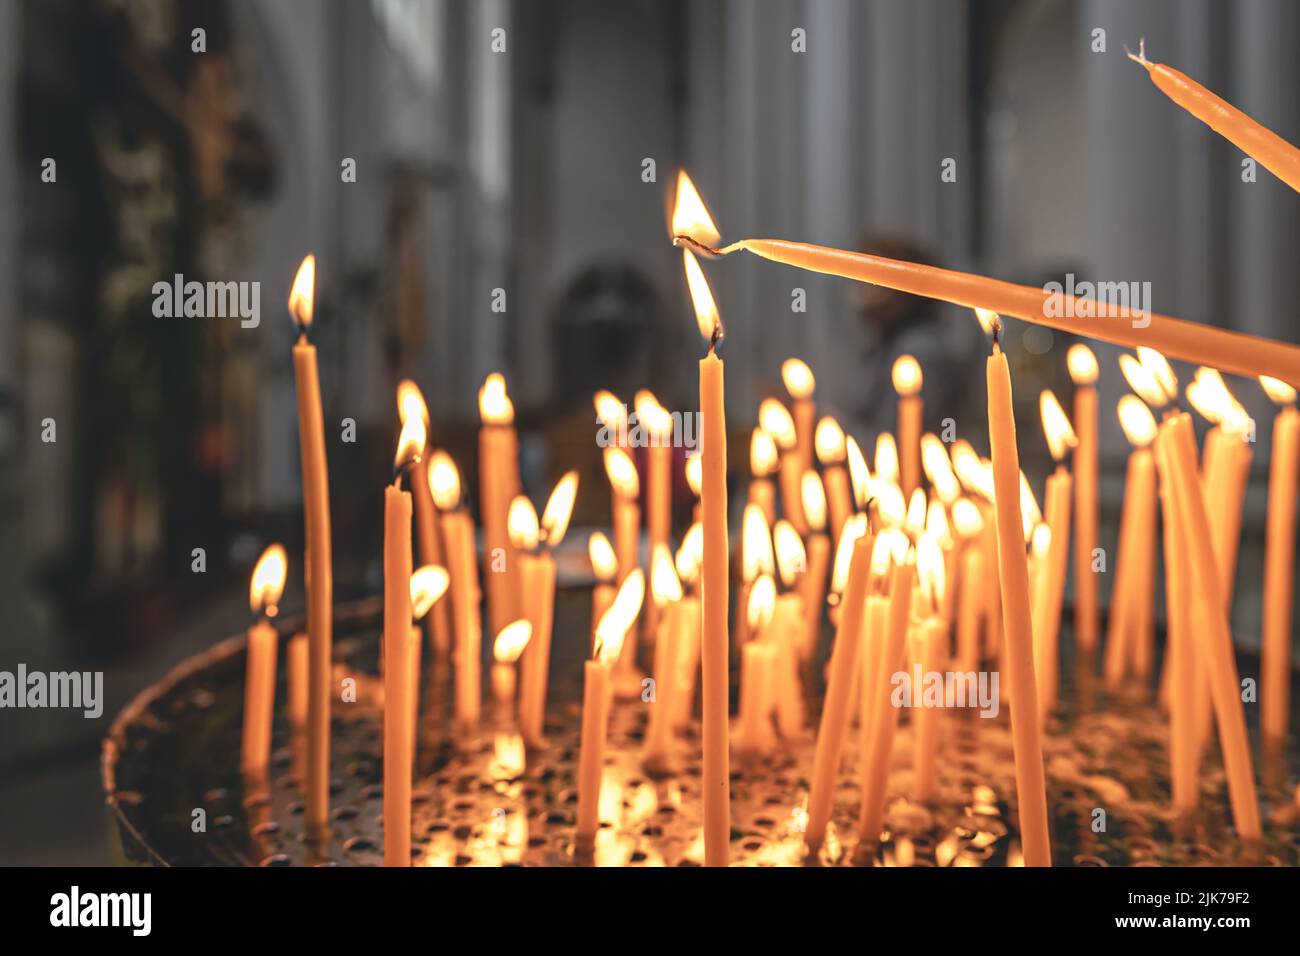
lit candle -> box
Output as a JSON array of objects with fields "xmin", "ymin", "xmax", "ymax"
[
  {"xmin": 287, "ymin": 255, "xmax": 333, "ymax": 832},
  {"xmin": 671, "ymin": 523, "xmax": 704, "ymax": 733},
  {"xmin": 511, "ymin": 473, "xmax": 579, "ymax": 748},
  {"xmin": 577, "ymin": 570, "xmax": 644, "ymax": 850},
  {"xmin": 478, "ymin": 373, "xmax": 522, "ymax": 638},
  {"xmin": 736, "ymin": 503, "xmax": 774, "ymax": 652},
  {"xmin": 603, "ymin": 446, "xmax": 644, "ymax": 696},
  {"xmin": 770, "ymin": 520, "xmax": 808, "ymax": 737},
  {"xmin": 1067, "ymin": 345, "xmax": 1100, "ymax": 659},
  {"xmin": 242, "ymin": 544, "xmax": 287, "ymax": 773},
  {"xmin": 737, "ymin": 573, "xmax": 778, "ymax": 761},
  {"xmin": 874, "ymin": 433, "xmax": 900, "ymax": 489},
  {"xmin": 673, "ymin": 171, "xmax": 731, "ymax": 866},
  {"xmin": 287, "ymin": 632, "xmax": 308, "ymax": 729},
  {"xmin": 407, "ymin": 564, "xmax": 449, "ymax": 765},
  {"xmin": 685, "ymin": 453, "xmax": 703, "ymax": 526},
  {"xmin": 490, "ymin": 620, "xmax": 532, "ymax": 726},
  {"xmin": 781, "ymin": 358, "xmax": 817, "ymax": 475},
  {"xmin": 912, "ymin": 537, "xmax": 947, "ymax": 805},
  {"xmin": 644, "ymin": 545, "xmax": 684, "ymax": 773},
  {"xmin": 982, "ymin": 311, "xmax": 1052, "ymax": 867},
  {"xmin": 854, "ymin": 530, "xmax": 891, "ymax": 827},
  {"xmin": 428, "ymin": 451, "xmax": 483, "ymax": 736},
  {"xmin": 1032, "ymin": 390, "xmax": 1077, "ymax": 722},
  {"xmin": 675, "ymin": 239, "xmax": 1300, "ymax": 384},
  {"xmin": 1260, "ymin": 376, "xmax": 1300, "ymax": 753},
  {"xmin": 748, "ymin": 428, "xmax": 779, "ymax": 525},
  {"xmin": 636, "ymin": 389, "xmax": 674, "ymax": 651},
  {"xmin": 398, "ymin": 382, "xmax": 452, "ymax": 659},
  {"xmin": 951, "ymin": 499, "xmax": 985, "ymax": 673},
  {"xmin": 892, "ymin": 356, "xmax": 923, "ymax": 498},
  {"xmin": 760, "ymin": 398, "xmax": 805, "ymax": 533},
  {"xmin": 815, "ymin": 417, "xmax": 853, "ymax": 546},
  {"xmin": 384, "ymin": 416, "xmax": 423, "ymax": 867},
  {"xmin": 797, "ymin": 471, "xmax": 832, "ymax": 663},
  {"xmin": 1129, "ymin": 43, "xmax": 1300, "ymax": 193},
  {"xmin": 587, "ymin": 532, "xmax": 618, "ymax": 652}
]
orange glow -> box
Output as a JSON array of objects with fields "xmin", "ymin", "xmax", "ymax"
[
  {"xmin": 1039, "ymin": 390, "xmax": 1078, "ymax": 462},
  {"xmin": 588, "ymin": 532, "xmax": 618, "ymax": 583},
  {"xmin": 951, "ymin": 498, "xmax": 984, "ymax": 539},
  {"xmin": 916, "ymin": 535, "xmax": 946, "ymax": 610},
  {"xmin": 410, "ymin": 565, "xmax": 450, "ymax": 620},
  {"xmin": 594, "ymin": 390, "xmax": 627, "ymax": 431},
  {"xmin": 603, "ymin": 447, "xmax": 640, "ymax": 499},
  {"xmin": 874, "ymin": 480, "xmax": 906, "ymax": 528},
  {"xmin": 676, "ymin": 522, "xmax": 704, "ymax": 585},
  {"xmin": 250, "ymin": 543, "xmax": 288, "ymax": 616},
  {"xmin": 595, "ymin": 570, "xmax": 645, "ymax": 664},
  {"xmin": 830, "ymin": 514, "xmax": 868, "ymax": 594},
  {"xmin": 1020, "ymin": 472, "xmax": 1041, "ymax": 542},
  {"xmin": 814, "ymin": 417, "xmax": 846, "ymax": 465},
  {"xmin": 758, "ymin": 399, "xmax": 797, "ymax": 450},
  {"xmin": 288, "ymin": 254, "xmax": 315, "ymax": 328},
  {"xmin": 925, "ymin": 498, "xmax": 950, "ymax": 541},
  {"xmin": 845, "ymin": 436, "xmax": 871, "ymax": 507},
  {"xmin": 773, "ymin": 520, "xmax": 807, "ymax": 589},
  {"xmin": 493, "ymin": 620, "xmax": 532, "ymax": 664},
  {"xmin": 508, "ymin": 496, "xmax": 540, "ymax": 551},
  {"xmin": 750, "ymin": 429, "xmax": 778, "ymax": 477},
  {"xmin": 781, "ymin": 358, "xmax": 815, "ymax": 400},
  {"xmin": 685, "ymin": 454, "xmax": 703, "ymax": 496},
  {"xmin": 892, "ymin": 355, "xmax": 922, "ymax": 396},
  {"xmin": 973, "ymin": 307, "xmax": 1000, "ymax": 337},
  {"xmin": 1067, "ymin": 344, "xmax": 1099, "ymax": 385},
  {"xmin": 747, "ymin": 573, "xmax": 776, "ymax": 633},
  {"xmin": 921, "ymin": 434, "xmax": 960, "ymax": 503},
  {"xmin": 651, "ymin": 544, "xmax": 683, "ymax": 606},
  {"xmin": 950, "ymin": 440, "xmax": 992, "ymax": 500},
  {"xmin": 905, "ymin": 488, "xmax": 927, "ymax": 536},
  {"xmin": 1031, "ymin": 522, "xmax": 1052, "ymax": 559},
  {"xmin": 1260, "ymin": 375, "xmax": 1297, "ymax": 406},
  {"xmin": 741, "ymin": 503, "xmax": 775, "ymax": 583},
  {"xmin": 1137, "ymin": 347, "xmax": 1178, "ymax": 404},
  {"xmin": 874, "ymin": 433, "xmax": 900, "ymax": 484},
  {"xmin": 682, "ymin": 250, "xmax": 722, "ymax": 342},
  {"xmin": 671, "ymin": 170, "xmax": 721, "ymax": 248},
  {"xmin": 479, "ymin": 373, "xmax": 515, "ymax": 426},
  {"xmin": 541, "ymin": 471, "xmax": 579, "ymax": 547},
  {"xmin": 397, "ymin": 380, "xmax": 429, "ymax": 427},
  {"xmin": 1117, "ymin": 395, "xmax": 1158, "ymax": 448},
  {"xmin": 394, "ymin": 413, "xmax": 426, "ymax": 472},
  {"xmin": 1186, "ymin": 368, "xmax": 1237, "ymax": 426},
  {"xmin": 1119, "ymin": 354, "xmax": 1167, "ymax": 408},
  {"xmin": 634, "ymin": 389, "xmax": 673, "ymax": 439},
  {"xmin": 428, "ymin": 451, "xmax": 461, "ymax": 510},
  {"xmin": 801, "ymin": 471, "xmax": 827, "ymax": 532},
  {"xmin": 869, "ymin": 531, "xmax": 895, "ymax": 578}
]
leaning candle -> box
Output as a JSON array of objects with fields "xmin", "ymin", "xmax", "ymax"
[
  {"xmin": 577, "ymin": 570, "xmax": 644, "ymax": 849},
  {"xmin": 674, "ymin": 238, "xmax": 1300, "ymax": 384},
  {"xmin": 478, "ymin": 373, "xmax": 522, "ymax": 637},
  {"xmin": 429, "ymin": 451, "xmax": 483, "ymax": 736},
  {"xmin": 760, "ymin": 397, "xmax": 805, "ymax": 533},
  {"xmin": 815, "ymin": 417, "xmax": 853, "ymax": 546},
  {"xmin": 781, "ymin": 358, "xmax": 817, "ymax": 475},
  {"xmin": 1129, "ymin": 43, "xmax": 1300, "ymax": 194},
  {"xmin": 1067, "ymin": 345, "xmax": 1099, "ymax": 658},
  {"xmin": 384, "ymin": 417, "xmax": 422, "ymax": 867},
  {"xmin": 242, "ymin": 544, "xmax": 287, "ymax": 773},
  {"xmin": 892, "ymin": 356, "xmax": 923, "ymax": 498},
  {"xmin": 1261, "ymin": 376, "xmax": 1300, "ymax": 753},
  {"xmin": 287, "ymin": 255, "xmax": 333, "ymax": 832},
  {"xmin": 398, "ymin": 381, "xmax": 452, "ymax": 659},
  {"xmin": 1033, "ymin": 390, "xmax": 1077, "ymax": 722},
  {"xmin": 675, "ymin": 172, "xmax": 731, "ymax": 866},
  {"xmin": 983, "ymin": 313, "xmax": 1052, "ymax": 867}
]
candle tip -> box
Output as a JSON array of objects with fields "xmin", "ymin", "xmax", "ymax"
[
  {"xmin": 1125, "ymin": 38, "xmax": 1149, "ymax": 65},
  {"xmin": 673, "ymin": 234, "xmax": 724, "ymax": 258}
]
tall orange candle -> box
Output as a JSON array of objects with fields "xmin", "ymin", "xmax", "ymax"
[
  {"xmin": 636, "ymin": 390, "xmax": 674, "ymax": 648},
  {"xmin": 644, "ymin": 546, "xmax": 684, "ymax": 772},
  {"xmin": 287, "ymin": 632, "xmax": 308, "ymax": 729},
  {"xmin": 490, "ymin": 620, "xmax": 531, "ymax": 726},
  {"xmin": 781, "ymin": 358, "xmax": 816, "ymax": 475},
  {"xmin": 770, "ymin": 521, "xmax": 808, "ymax": 737},
  {"xmin": 951, "ymin": 499, "xmax": 985, "ymax": 672},
  {"xmin": 675, "ymin": 172, "xmax": 731, "ymax": 867},
  {"xmin": 797, "ymin": 472, "xmax": 832, "ymax": 663},
  {"xmin": 760, "ymin": 398, "xmax": 805, "ymax": 533},
  {"xmin": 604, "ymin": 447, "xmax": 644, "ymax": 694},
  {"xmin": 1033, "ymin": 391, "xmax": 1076, "ymax": 722},
  {"xmin": 1261, "ymin": 377, "xmax": 1300, "ymax": 752},
  {"xmin": 892, "ymin": 356, "xmax": 923, "ymax": 499},
  {"xmin": 815, "ymin": 418, "xmax": 853, "ymax": 547},
  {"xmin": 478, "ymin": 373, "xmax": 522, "ymax": 638},
  {"xmin": 737, "ymin": 574, "xmax": 778, "ymax": 761},
  {"xmin": 983, "ymin": 315, "xmax": 1052, "ymax": 867},
  {"xmin": 911, "ymin": 538, "xmax": 947, "ymax": 805},
  {"xmin": 587, "ymin": 532, "xmax": 619, "ymax": 652},
  {"xmin": 747, "ymin": 428, "xmax": 779, "ymax": 525},
  {"xmin": 1067, "ymin": 345, "xmax": 1099, "ymax": 658},
  {"xmin": 242, "ymin": 544, "xmax": 287, "ymax": 773},
  {"xmin": 398, "ymin": 382, "xmax": 452, "ymax": 659},
  {"xmin": 288, "ymin": 255, "xmax": 333, "ymax": 833},
  {"xmin": 671, "ymin": 524, "xmax": 704, "ymax": 733}
]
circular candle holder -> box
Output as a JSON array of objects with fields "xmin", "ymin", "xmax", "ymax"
[{"xmin": 103, "ymin": 594, "xmax": 1299, "ymax": 866}]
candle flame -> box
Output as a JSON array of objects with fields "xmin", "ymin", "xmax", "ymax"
[
  {"xmin": 394, "ymin": 413, "xmax": 426, "ymax": 473},
  {"xmin": 874, "ymin": 433, "xmax": 900, "ymax": 484},
  {"xmin": 741, "ymin": 503, "xmax": 775, "ymax": 583},
  {"xmin": 634, "ymin": 389, "xmax": 673, "ymax": 439},
  {"xmin": 1039, "ymin": 390, "xmax": 1078, "ymax": 462},
  {"xmin": 603, "ymin": 447, "xmax": 640, "ymax": 499},
  {"xmin": 758, "ymin": 399, "xmax": 797, "ymax": 450},
  {"xmin": 1117, "ymin": 395, "xmax": 1158, "ymax": 448},
  {"xmin": 925, "ymin": 498, "xmax": 950, "ymax": 541},
  {"xmin": 1260, "ymin": 375, "xmax": 1297, "ymax": 406},
  {"xmin": 428, "ymin": 450, "xmax": 461, "ymax": 510},
  {"xmin": 917, "ymin": 535, "xmax": 946, "ymax": 610},
  {"xmin": 682, "ymin": 250, "xmax": 722, "ymax": 343},
  {"xmin": 396, "ymin": 380, "xmax": 429, "ymax": 428},
  {"xmin": 410, "ymin": 565, "xmax": 450, "ymax": 620},
  {"xmin": 594, "ymin": 390, "xmax": 627, "ymax": 431},
  {"xmin": 800, "ymin": 470, "xmax": 827, "ymax": 532},
  {"xmin": 288, "ymin": 255, "xmax": 315, "ymax": 329},
  {"xmin": 250, "ymin": 543, "xmax": 288, "ymax": 616},
  {"xmin": 494, "ymin": 620, "xmax": 533, "ymax": 664},
  {"xmin": 588, "ymin": 531, "xmax": 618, "ymax": 583},
  {"xmin": 685, "ymin": 454, "xmax": 703, "ymax": 497},
  {"xmin": 781, "ymin": 358, "xmax": 815, "ymax": 399},
  {"xmin": 973, "ymin": 308, "xmax": 1000, "ymax": 337},
  {"xmin": 540, "ymin": 471, "xmax": 579, "ymax": 547},
  {"xmin": 508, "ymin": 496, "xmax": 540, "ymax": 551},
  {"xmin": 905, "ymin": 488, "xmax": 927, "ymax": 536},
  {"xmin": 479, "ymin": 373, "xmax": 515, "ymax": 426},
  {"xmin": 830, "ymin": 514, "xmax": 868, "ymax": 593},
  {"xmin": 671, "ymin": 170, "xmax": 721, "ymax": 248},
  {"xmin": 1119, "ymin": 353, "xmax": 1167, "ymax": 408},
  {"xmin": 1031, "ymin": 522, "xmax": 1052, "ymax": 559},
  {"xmin": 594, "ymin": 569, "xmax": 644, "ymax": 664},
  {"xmin": 1187, "ymin": 368, "xmax": 1248, "ymax": 433},
  {"xmin": 676, "ymin": 522, "xmax": 703, "ymax": 585},
  {"xmin": 1136, "ymin": 347, "xmax": 1178, "ymax": 405},
  {"xmin": 747, "ymin": 573, "xmax": 776, "ymax": 633},
  {"xmin": 750, "ymin": 428, "xmax": 779, "ymax": 477},
  {"xmin": 845, "ymin": 436, "xmax": 871, "ymax": 507},
  {"xmin": 874, "ymin": 480, "xmax": 906, "ymax": 529},
  {"xmin": 814, "ymin": 417, "xmax": 846, "ymax": 465},
  {"xmin": 892, "ymin": 355, "xmax": 922, "ymax": 397},
  {"xmin": 951, "ymin": 498, "xmax": 984, "ymax": 538},
  {"xmin": 651, "ymin": 543, "xmax": 683, "ymax": 606},
  {"xmin": 1067, "ymin": 344, "xmax": 1099, "ymax": 385},
  {"xmin": 773, "ymin": 519, "xmax": 807, "ymax": 589},
  {"xmin": 920, "ymin": 434, "xmax": 960, "ymax": 503}
]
